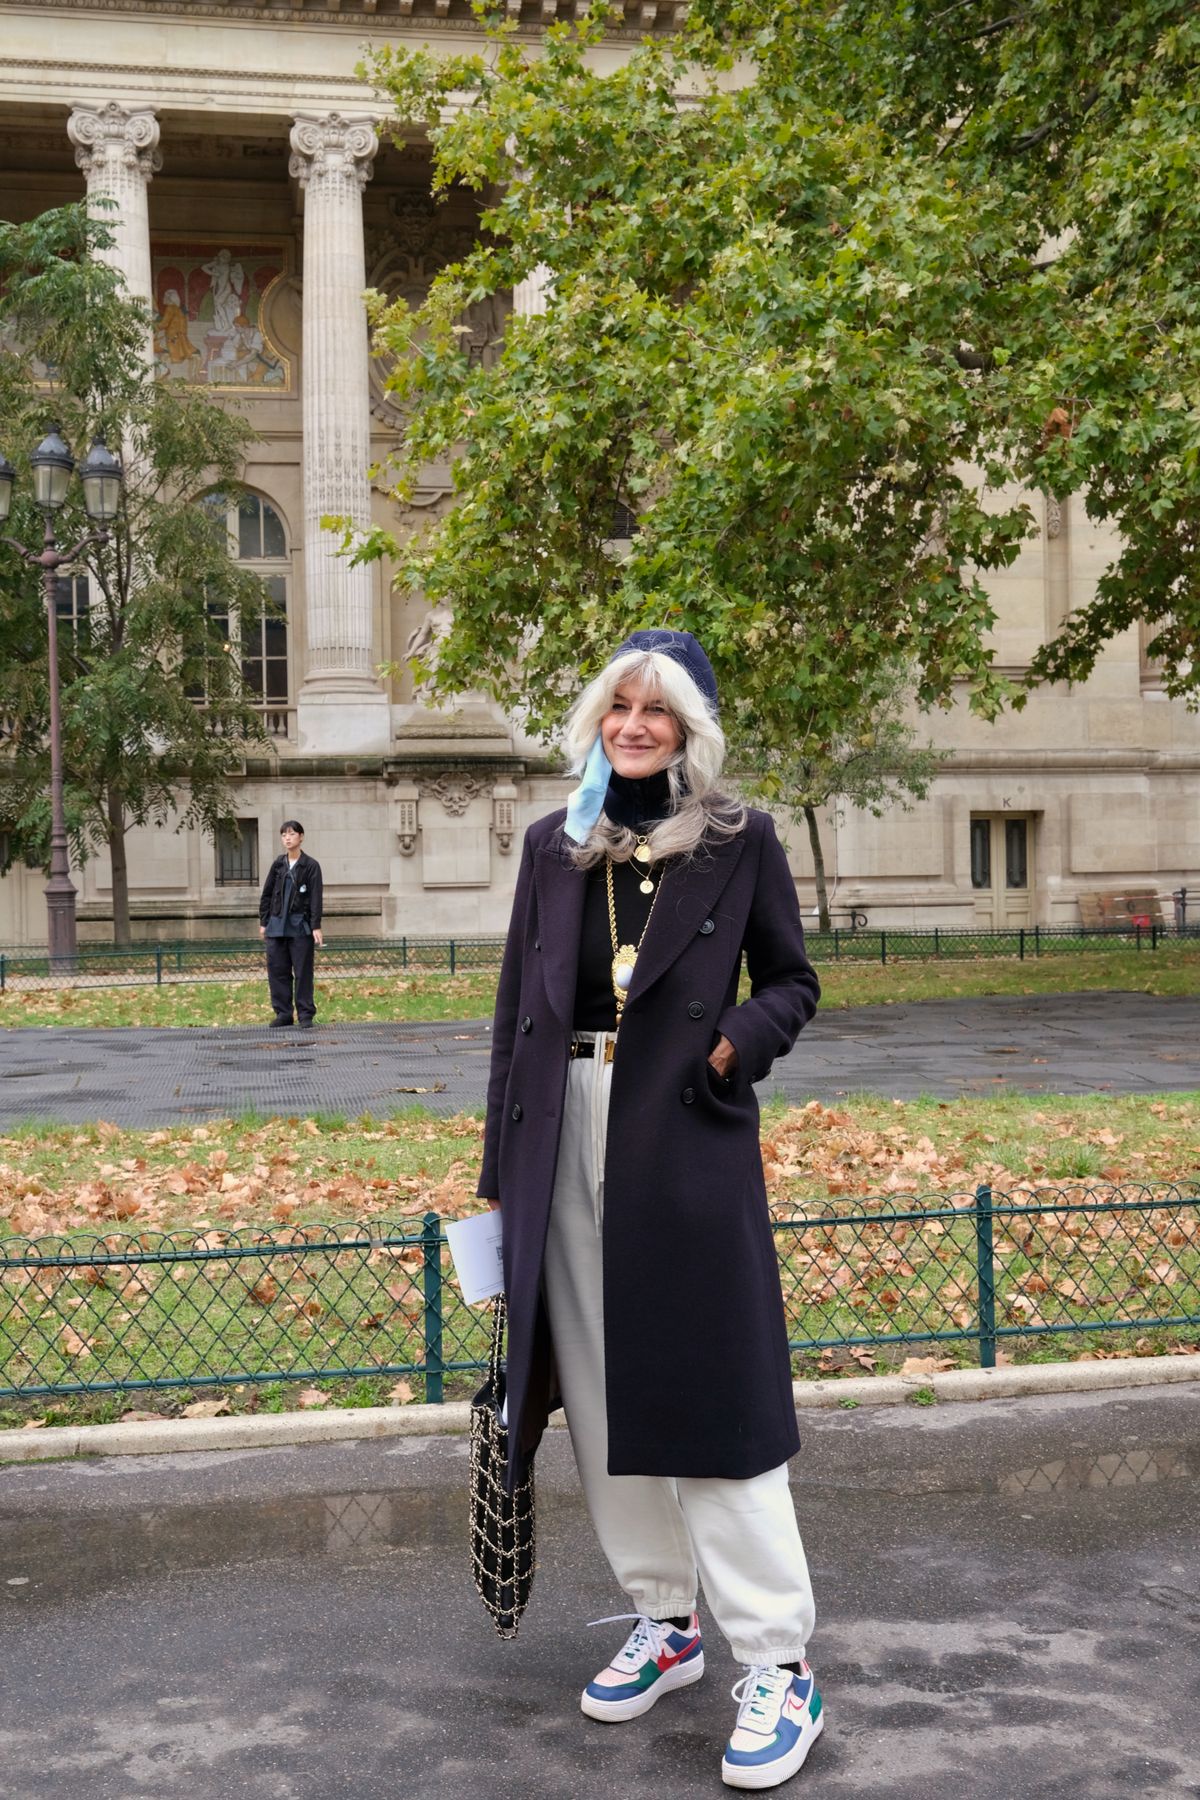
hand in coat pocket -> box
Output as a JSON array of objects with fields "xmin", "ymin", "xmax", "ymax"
[{"xmin": 706, "ymin": 1033, "xmax": 738, "ymax": 1095}]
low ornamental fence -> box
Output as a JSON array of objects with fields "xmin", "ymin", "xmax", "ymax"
[
  {"xmin": 2, "ymin": 1182, "xmax": 1196, "ymax": 1404},
  {"xmin": 0, "ymin": 937, "xmax": 505, "ymax": 992},
  {"xmin": 0, "ymin": 924, "xmax": 1198, "ymax": 994}
]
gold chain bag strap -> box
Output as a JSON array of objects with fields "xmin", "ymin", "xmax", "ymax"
[{"xmin": 469, "ymin": 1292, "xmax": 536, "ymax": 1639}]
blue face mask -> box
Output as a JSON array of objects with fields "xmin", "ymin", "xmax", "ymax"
[{"xmin": 564, "ymin": 734, "xmax": 613, "ymax": 846}]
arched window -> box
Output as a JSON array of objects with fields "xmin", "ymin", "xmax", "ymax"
[{"xmin": 200, "ymin": 491, "xmax": 292, "ymax": 737}]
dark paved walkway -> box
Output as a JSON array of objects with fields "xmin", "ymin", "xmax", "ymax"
[
  {"xmin": 3, "ymin": 1383, "xmax": 1198, "ymax": 1798},
  {"xmin": 0, "ymin": 991, "xmax": 1197, "ymax": 1125}
]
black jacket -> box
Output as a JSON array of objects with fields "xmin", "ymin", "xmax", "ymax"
[
  {"xmin": 259, "ymin": 852, "xmax": 323, "ymax": 930},
  {"xmin": 479, "ymin": 806, "xmax": 819, "ymax": 1488}
]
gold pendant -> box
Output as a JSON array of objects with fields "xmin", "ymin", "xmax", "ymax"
[
  {"xmin": 633, "ymin": 840, "xmax": 651, "ymax": 865},
  {"xmin": 612, "ymin": 945, "xmax": 638, "ymax": 995},
  {"xmin": 639, "ymin": 877, "xmax": 654, "ymax": 896}
]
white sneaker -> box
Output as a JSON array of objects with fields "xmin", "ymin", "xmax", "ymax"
[
  {"xmin": 721, "ymin": 1661, "xmax": 824, "ymax": 1789},
  {"xmin": 580, "ymin": 1612, "xmax": 705, "ymax": 1722}
]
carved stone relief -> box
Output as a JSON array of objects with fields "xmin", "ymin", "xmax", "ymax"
[
  {"xmin": 395, "ymin": 796, "xmax": 419, "ymax": 855},
  {"xmin": 403, "ymin": 601, "xmax": 453, "ymax": 702},
  {"xmin": 423, "ymin": 770, "xmax": 494, "ymax": 817},
  {"xmin": 366, "ymin": 208, "xmax": 510, "ymax": 421}
]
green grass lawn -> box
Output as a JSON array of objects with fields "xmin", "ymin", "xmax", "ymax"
[
  {"xmin": 2, "ymin": 1091, "xmax": 1196, "ymax": 1235},
  {"xmin": 819, "ymin": 942, "xmax": 1200, "ymax": 1005},
  {"xmin": 0, "ymin": 968, "xmax": 500, "ymax": 1029},
  {"xmin": 1, "ymin": 1093, "xmax": 1197, "ymax": 1431},
  {"xmin": 0, "ymin": 942, "xmax": 1196, "ymax": 1029}
]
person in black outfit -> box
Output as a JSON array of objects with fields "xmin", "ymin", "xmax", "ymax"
[{"xmin": 258, "ymin": 820, "xmax": 324, "ymax": 1028}]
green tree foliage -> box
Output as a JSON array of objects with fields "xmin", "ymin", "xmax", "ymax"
[
  {"xmin": 0, "ymin": 205, "xmax": 269, "ymax": 943},
  {"xmin": 358, "ymin": 1, "xmax": 1198, "ymax": 762},
  {"xmin": 731, "ymin": 661, "xmax": 942, "ymax": 929},
  {"xmin": 770, "ymin": 0, "xmax": 1200, "ymax": 692}
]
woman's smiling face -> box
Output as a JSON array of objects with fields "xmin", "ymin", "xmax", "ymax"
[{"xmin": 600, "ymin": 679, "xmax": 684, "ymax": 779}]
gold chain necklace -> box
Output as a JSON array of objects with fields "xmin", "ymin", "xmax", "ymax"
[{"xmin": 606, "ymin": 854, "xmax": 665, "ymax": 1018}]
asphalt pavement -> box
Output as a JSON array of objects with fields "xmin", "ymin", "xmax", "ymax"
[
  {"xmin": 0, "ymin": 991, "xmax": 1197, "ymax": 1125},
  {"xmin": 2, "ymin": 1382, "xmax": 1198, "ymax": 1799}
]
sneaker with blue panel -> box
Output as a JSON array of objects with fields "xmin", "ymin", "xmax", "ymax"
[
  {"xmin": 580, "ymin": 1611, "xmax": 704, "ymax": 1722},
  {"xmin": 721, "ymin": 1661, "xmax": 823, "ymax": 1790}
]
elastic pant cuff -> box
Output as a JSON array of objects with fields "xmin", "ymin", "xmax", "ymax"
[{"xmin": 732, "ymin": 1645, "xmax": 808, "ymax": 1669}]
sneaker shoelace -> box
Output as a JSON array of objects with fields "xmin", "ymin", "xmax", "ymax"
[
  {"xmin": 730, "ymin": 1665, "xmax": 793, "ymax": 1734},
  {"xmin": 587, "ymin": 1612, "xmax": 672, "ymax": 1671}
]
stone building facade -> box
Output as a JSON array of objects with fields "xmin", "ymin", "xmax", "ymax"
[{"xmin": 0, "ymin": 0, "xmax": 1195, "ymax": 946}]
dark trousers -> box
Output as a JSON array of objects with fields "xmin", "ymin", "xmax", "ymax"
[{"xmin": 265, "ymin": 932, "xmax": 315, "ymax": 1023}]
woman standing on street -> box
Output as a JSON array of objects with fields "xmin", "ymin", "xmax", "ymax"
[{"xmin": 478, "ymin": 630, "xmax": 824, "ymax": 1790}]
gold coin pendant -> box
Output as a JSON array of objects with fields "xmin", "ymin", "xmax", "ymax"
[
  {"xmin": 639, "ymin": 877, "xmax": 655, "ymax": 896},
  {"xmin": 613, "ymin": 948, "xmax": 638, "ymax": 992},
  {"xmin": 633, "ymin": 842, "xmax": 651, "ymax": 865}
]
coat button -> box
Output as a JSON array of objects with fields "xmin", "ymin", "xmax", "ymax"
[
  {"xmin": 511, "ymin": 1103, "xmax": 523, "ymax": 1121},
  {"xmin": 520, "ymin": 1016, "xmax": 532, "ymax": 1033},
  {"xmin": 699, "ymin": 918, "xmax": 715, "ymax": 935},
  {"xmin": 687, "ymin": 1001, "xmax": 705, "ymax": 1019},
  {"xmin": 681, "ymin": 1087, "xmax": 695, "ymax": 1105},
  {"xmin": 534, "ymin": 938, "xmax": 541, "ymax": 950}
]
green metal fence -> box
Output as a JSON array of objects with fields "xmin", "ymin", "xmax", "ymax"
[
  {"xmin": 816, "ymin": 924, "xmax": 1199, "ymax": 963},
  {"xmin": 0, "ymin": 937, "xmax": 506, "ymax": 991},
  {"xmin": 0, "ymin": 925, "xmax": 1197, "ymax": 994},
  {"xmin": 2, "ymin": 1183, "xmax": 1196, "ymax": 1404}
]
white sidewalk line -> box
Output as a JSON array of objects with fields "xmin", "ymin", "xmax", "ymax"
[{"xmin": 2, "ymin": 1354, "xmax": 1199, "ymax": 1466}]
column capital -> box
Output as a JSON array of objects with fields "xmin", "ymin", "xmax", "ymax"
[
  {"xmin": 289, "ymin": 113, "xmax": 379, "ymax": 194},
  {"xmin": 68, "ymin": 103, "xmax": 161, "ymax": 182}
]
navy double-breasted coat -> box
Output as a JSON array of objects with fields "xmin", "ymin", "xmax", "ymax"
[{"xmin": 477, "ymin": 805, "xmax": 820, "ymax": 1488}]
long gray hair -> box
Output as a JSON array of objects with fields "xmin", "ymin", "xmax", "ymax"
[{"xmin": 562, "ymin": 649, "xmax": 745, "ymax": 868}]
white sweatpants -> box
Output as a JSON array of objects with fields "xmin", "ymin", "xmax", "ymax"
[{"xmin": 541, "ymin": 1035, "xmax": 817, "ymax": 1667}]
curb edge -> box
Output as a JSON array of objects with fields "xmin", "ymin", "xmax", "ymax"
[{"xmin": 4, "ymin": 1353, "xmax": 1200, "ymax": 1466}]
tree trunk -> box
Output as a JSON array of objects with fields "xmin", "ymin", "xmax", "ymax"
[
  {"xmin": 107, "ymin": 785, "xmax": 131, "ymax": 947},
  {"xmin": 803, "ymin": 802, "xmax": 831, "ymax": 932}
]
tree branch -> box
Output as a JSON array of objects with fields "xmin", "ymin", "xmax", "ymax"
[
  {"xmin": 930, "ymin": 0, "xmax": 999, "ymax": 19},
  {"xmin": 959, "ymin": 13, "xmax": 1021, "ymax": 42},
  {"xmin": 953, "ymin": 345, "xmax": 994, "ymax": 372},
  {"xmin": 935, "ymin": 103, "xmax": 978, "ymax": 160},
  {"xmin": 1011, "ymin": 83, "xmax": 1101, "ymax": 154}
]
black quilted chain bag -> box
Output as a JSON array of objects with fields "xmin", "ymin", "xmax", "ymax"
[{"xmin": 469, "ymin": 1293, "xmax": 536, "ymax": 1638}]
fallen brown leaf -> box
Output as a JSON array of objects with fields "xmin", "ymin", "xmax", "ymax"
[{"xmin": 899, "ymin": 1355, "xmax": 956, "ymax": 1377}]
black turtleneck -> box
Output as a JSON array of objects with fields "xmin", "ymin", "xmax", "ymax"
[{"xmin": 602, "ymin": 767, "xmax": 672, "ymax": 832}]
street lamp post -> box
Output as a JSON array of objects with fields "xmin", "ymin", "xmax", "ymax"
[{"xmin": 0, "ymin": 428, "xmax": 123, "ymax": 967}]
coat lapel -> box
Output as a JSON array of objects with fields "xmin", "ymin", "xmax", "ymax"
[
  {"xmin": 625, "ymin": 833, "xmax": 747, "ymax": 1008},
  {"xmin": 535, "ymin": 833, "xmax": 587, "ymax": 1029}
]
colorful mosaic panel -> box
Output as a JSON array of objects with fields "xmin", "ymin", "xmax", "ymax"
[{"xmin": 152, "ymin": 240, "xmax": 290, "ymax": 390}]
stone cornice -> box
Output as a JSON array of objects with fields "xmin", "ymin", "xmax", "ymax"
[
  {"xmin": 0, "ymin": 0, "xmax": 687, "ymax": 34},
  {"xmin": 0, "ymin": 56, "xmax": 390, "ymax": 117},
  {"xmin": 944, "ymin": 749, "xmax": 1200, "ymax": 774}
]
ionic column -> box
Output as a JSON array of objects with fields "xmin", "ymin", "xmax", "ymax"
[
  {"xmin": 289, "ymin": 113, "xmax": 380, "ymax": 709},
  {"xmin": 67, "ymin": 104, "xmax": 161, "ymax": 311},
  {"xmin": 513, "ymin": 264, "xmax": 551, "ymax": 316}
]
